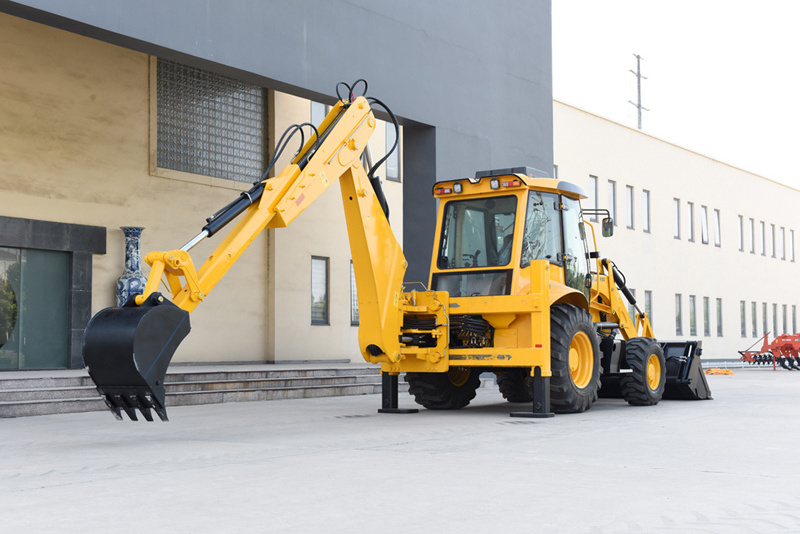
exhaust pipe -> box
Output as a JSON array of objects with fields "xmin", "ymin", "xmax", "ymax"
[{"xmin": 83, "ymin": 293, "xmax": 191, "ymax": 421}]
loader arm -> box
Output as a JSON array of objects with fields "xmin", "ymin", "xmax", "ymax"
[
  {"xmin": 83, "ymin": 95, "xmax": 406, "ymax": 421},
  {"xmin": 584, "ymin": 220, "xmax": 654, "ymax": 340}
]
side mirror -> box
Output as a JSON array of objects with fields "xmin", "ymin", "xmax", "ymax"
[
  {"xmin": 578, "ymin": 221, "xmax": 586, "ymax": 240},
  {"xmin": 602, "ymin": 217, "xmax": 614, "ymax": 237}
]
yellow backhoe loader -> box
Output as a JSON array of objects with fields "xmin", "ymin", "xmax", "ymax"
[{"xmin": 83, "ymin": 82, "xmax": 710, "ymax": 421}]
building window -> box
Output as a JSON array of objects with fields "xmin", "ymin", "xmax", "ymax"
[
  {"xmin": 791, "ymin": 230, "xmax": 796, "ymax": 262},
  {"xmin": 752, "ymin": 301, "xmax": 758, "ymax": 338},
  {"xmin": 628, "ymin": 288, "xmax": 637, "ymax": 322},
  {"xmin": 749, "ymin": 218, "xmax": 755, "ymax": 253},
  {"xmin": 740, "ymin": 300, "xmax": 747, "ymax": 338},
  {"xmin": 771, "ymin": 224, "xmax": 776, "ymax": 258},
  {"xmin": 689, "ymin": 295, "xmax": 697, "ymax": 336},
  {"xmin": 738, "ymin": 215, "xmax": 744, "ymax": 251},
  {"xmin": 687, "ymin": 202, "xmax": 695, "ymax": 242},
  {"xmin": 793, "ymin": 305, "xmax": 797, "ymax": 334},
  {"xmin": 700, "ymin": 206, "xmax": 709, "ymax": 245},
  {"xmin": 675, "ymin": 294, "xmax": 683, "ymax": 336},
  {"xmin": 642, "ymin": 190, "xmax": 651, "ymax": 233},
  {"xmin": 763, "ymin": 302, "xmax": 768, "ymax": 337},
  {"xmin": 385, "ymin": 122, "xmax": 400, "ymax": 182},
  {"xmin": 760, "ymin": 221, "xmax": 766, "ymax": 255},
  {"xmin": 625, "ymin": 185, "xmax": 634, "ymax": 229},
  {"xmin": 783, "ymin": 304, "xmax": 788, "ymax": 334},
  {"xmin": 553, "ymin": 164, "xmax": 558, "ymax": 179},
  {"xmin": 645, "ymin": 290, "xmax": 653, "ymax": 326},
  {"xmin": 588, "ymin": 176, "xmax": 598, "ymax": 221},
  {"xmin": 780, "ymin": 227, "xmax": 786, "ymax": 260},
  {"xmin": 713, "ymin": 209, "xmax": 721, "ymax": 247},
  {"xmin": 310, "ymin": 101, "xmax": 327, "ymax": 126},
  {"xmin": 673, "ymin": 199, "xmax": 681, "ymax": 239},
  {"xmin": 156, "ymin": 59, "xmax": 267, "ymax": 183},
  {"xmin": 311, "ymin": 256, "xmax": 329, "ymax": 325},
  {"xmin": 716, "ymin": 298, "xmax": 723, "ymax": 337},
  {"xmin": 703, "ymin": 296, "xmax": 710, "ymax": 336},
  {"xmin": 608, "ymin": 180, "xmax": 617, "ymax": 225},
  {"xmin": 773, "ymin": 303, "xmax": 778, "ymax": 336},
  {"xmin": 350, "ymin": 261, "xmax": 359, "ymax": 326}
]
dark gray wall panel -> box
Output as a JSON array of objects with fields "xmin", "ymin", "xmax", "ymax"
[{"xmin": 1, "ymin": 0, "xmax": 553, "ymax": 280}]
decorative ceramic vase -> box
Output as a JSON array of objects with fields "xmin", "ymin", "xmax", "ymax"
[{"xmin": 116, "ymin": 227, "xmax": 147, "ymax": 307}]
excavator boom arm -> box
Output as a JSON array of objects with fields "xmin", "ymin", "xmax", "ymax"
[{"xmin": 83, "ymin": 95, "xmax": 406, "ymax": 421}]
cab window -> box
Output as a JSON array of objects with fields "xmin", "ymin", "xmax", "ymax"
[
  {"xmin": 437, "ymin": 196, "xmax": 517, "ymax": 269},
  {"xmin": 521, "ymin": 191, "xmax": 561, "ymax": 267}
]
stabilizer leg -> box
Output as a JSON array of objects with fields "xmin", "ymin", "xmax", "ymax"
[
  {"xmin": 510, "ymin": 367, "xmax": 555, "ymax": 418},
  {"xmin": 378, "ymin": 372, "xmax": 418, "ymax": 414}
]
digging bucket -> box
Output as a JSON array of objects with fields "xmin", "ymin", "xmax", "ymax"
[{"xmin": 82, "ymin": 293, "xmax": 191, "ymax": 421}]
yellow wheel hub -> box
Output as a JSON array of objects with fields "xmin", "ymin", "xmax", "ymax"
[
  {"xmin": 568, "ymin": 331, "xmax": 593, "ymax": 389},
  {"xmin": 646, "ymin": 353, "xmax": 661, "ymax": 390},
  {"xmin": 448, "ymin": 367, "xmax": 470, "ymax": 387}
]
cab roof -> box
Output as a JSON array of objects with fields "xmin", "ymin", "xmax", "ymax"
[{"xmin": 433, "ymin": 167, "xmax": 587, "ymax": 200}]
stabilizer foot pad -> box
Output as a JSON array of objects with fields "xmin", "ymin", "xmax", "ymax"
[{"xmin": 510, "ymin": 412, "xmax": 555, "ymax": 418}]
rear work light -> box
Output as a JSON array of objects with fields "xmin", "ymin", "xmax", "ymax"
[
  {"xmin": 490, "ymin": 178, "xmax": 500, "ymax": 189},
  {"xmin": 453, "ymin": 182, "xmax": 463, "ymax": 193}
]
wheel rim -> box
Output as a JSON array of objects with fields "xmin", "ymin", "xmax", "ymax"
[
  {"xmin": 646, "ymin": 353, "xmax": 661, "ymax": 390},
  {"xmin": 448, "ymin": 367, "xmax": 470, "ymax": 387},
  {"xmin": 568, "ymin": 331, "xmax": 593, "ymax": 388}
]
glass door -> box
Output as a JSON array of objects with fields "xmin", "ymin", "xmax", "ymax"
[{"xmin": 0, "ymin": 247, "xmax": 69, "ymax": 369}]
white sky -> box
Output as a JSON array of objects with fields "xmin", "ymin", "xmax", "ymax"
[{"xmin": 551, "ymin": 0, "xmax": 800, "ymax": 189}]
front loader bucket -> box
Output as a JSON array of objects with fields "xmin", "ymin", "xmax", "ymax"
[
  {"xmin": 82, "ymin": 293, "xmax": 190, "ymax": 421},
  {"xmin": 660, "ymin": 341, "xmax": 712, "ymax": 400}
]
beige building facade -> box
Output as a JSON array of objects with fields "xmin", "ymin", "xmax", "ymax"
[
  {"xmin": 554, "ymin": 101, "xmax": 800, "ymax": 358},
  {"xmin": 0, "ymin": 14, "xmax": 401, "ymax": 369}
]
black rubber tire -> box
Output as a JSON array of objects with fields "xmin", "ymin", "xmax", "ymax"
[
  {"xmin": 497, "ymin": 368, "xmax": 533, "ymax": 403},
  {"xmin": 405, "ymin": 367, "xmax": 481, "ymax": 409},
  {"xmin": 550, "ymin": 304, "xmax": 601, "ymax": 413},
  {"xmin": 620, "ymin": 337, "xmax": 666, "ymax": 406}
]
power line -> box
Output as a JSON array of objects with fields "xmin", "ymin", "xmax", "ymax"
[{"xmin": 628, "ymin": 53, "xmax": 649, "ymax": 130}]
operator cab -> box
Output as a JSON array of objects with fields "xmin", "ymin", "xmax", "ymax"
[{"xmin": 430, "ymin": 167, "xmax": 591, "ymax": 298}]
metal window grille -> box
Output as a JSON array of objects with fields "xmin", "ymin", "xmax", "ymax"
[{"xmin": 157, "ymin": 59, "xmax": 266, "ymax": 182}]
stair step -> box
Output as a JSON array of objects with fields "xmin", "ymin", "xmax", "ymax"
[
  {"xmin": 0, "ymin": 385, "xmax": 101, "ymax": 402},
  {"xmin": 0, "ymin": 366, "xmax": 408, "ymax": 418}
]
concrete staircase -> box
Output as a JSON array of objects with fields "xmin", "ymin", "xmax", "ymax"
[{"xmin": 0, "ymin": 364, "xmax": 400, "ymax": 418}]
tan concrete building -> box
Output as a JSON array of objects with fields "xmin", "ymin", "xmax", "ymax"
[
  {"xmin": 0, "ymin": 13, "xmax": 402, "ymax": 369},
  {"xmin": 554, "ymin": 100, "xmax": 800, "ymax": 358}
]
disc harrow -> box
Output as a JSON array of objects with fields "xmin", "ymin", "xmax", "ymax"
[{"xmin": 739, "ymin": 334, "xmax": 800, "ymax": 371}]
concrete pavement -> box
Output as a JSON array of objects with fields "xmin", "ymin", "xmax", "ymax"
[{"xmin": 2, "ymin": 369, "xmax": 799, "ymax": 533}]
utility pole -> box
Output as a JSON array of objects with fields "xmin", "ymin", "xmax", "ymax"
[{"xmin": 628, "ymin": 54, "xmax": 649, "ymax": 130}]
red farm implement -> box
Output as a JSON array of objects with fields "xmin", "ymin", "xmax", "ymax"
[{"xmin": 739, "ymin": 334, "xmax": 800, "ymax": 370}]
